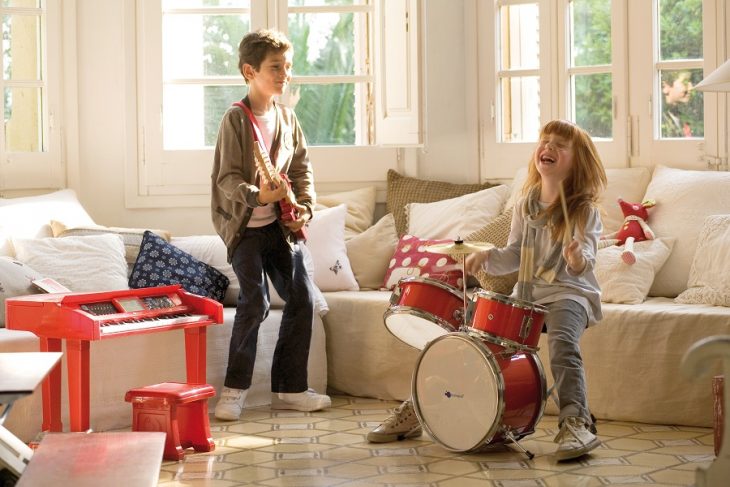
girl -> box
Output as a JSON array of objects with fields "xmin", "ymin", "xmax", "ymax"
[{"xmin": 466, "ymin": 119, "xmax": 607, "ymax": 461}]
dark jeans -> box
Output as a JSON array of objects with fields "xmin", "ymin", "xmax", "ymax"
[{"xmin": 225, "ymin": 221, "xmax": 314, "ymax": 393}]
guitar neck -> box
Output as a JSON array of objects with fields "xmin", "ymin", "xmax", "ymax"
[{"xmin": 253, "ymin": 141, "xmax": 281, "ymax": 186}]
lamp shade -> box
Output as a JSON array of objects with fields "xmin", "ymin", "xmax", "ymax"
[{"xmin": 695, "ymin": 59, "xmax": 730, "ymax": 92}]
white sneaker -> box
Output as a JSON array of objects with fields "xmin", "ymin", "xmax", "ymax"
[
  {"xmin": 271, "ymin": 389, "xmax": 331, "ymax": 412},
  {"xmin": 214, "ymin": 387, "xmax": 248, "ymax": 421},
  {"xmin": 367, "ymin": 399, "xmax": 422, "ymax": 443},
  {"xmin": 554, "ymin": 416, "xmax": 601, "ymax": 461}
]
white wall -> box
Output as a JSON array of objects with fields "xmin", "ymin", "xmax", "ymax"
[{"xmin": 71, "ymin": 0, "xmax": 479, "ymax": 236}]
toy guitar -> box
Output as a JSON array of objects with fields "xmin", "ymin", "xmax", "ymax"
[{"xmin": 233, "ymin": 101, "xmax": 307, "ymax": 241}]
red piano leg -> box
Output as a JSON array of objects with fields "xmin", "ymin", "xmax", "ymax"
[
  {"xmin": 66, "ymin": 339, "xmax": 91, "ymax": 432},
  {"xmin": 40, "ymin": 337, "xmax": 63, "ymax": 432},
  {"xmin": 184, "ymin": 326, "xmax": 207, "ymax": 384}
]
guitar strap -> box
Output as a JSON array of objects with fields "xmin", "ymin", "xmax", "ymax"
[{"xmin": 234, "ymin": 100, "xmax": 272, "ymax": 156}]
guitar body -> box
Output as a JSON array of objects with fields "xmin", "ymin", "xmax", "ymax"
[{"xmin": 277, "ymin": 173, "xmax": 308, "ymax": 241}]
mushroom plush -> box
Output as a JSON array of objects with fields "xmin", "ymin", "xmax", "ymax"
[{"xmin": 602, "ymin": 198, "xmax": 656, "ymax": 265}]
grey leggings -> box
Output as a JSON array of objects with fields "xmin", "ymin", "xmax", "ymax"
[{"xmin": 545, "ymin": 299, "xmax": 592, "ymax": 426}]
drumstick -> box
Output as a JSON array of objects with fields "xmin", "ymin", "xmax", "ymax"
[{"xmin": 558, "ymin": 181, "xmax": 572, "ymax": 245}]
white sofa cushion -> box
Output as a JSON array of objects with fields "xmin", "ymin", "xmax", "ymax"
[
  {"xmin": 0, "ymin": 257, "xmax": 43, "ymax": 327},
  {"xmin": 12, "ymin": 234, "xmax": 129, "ymax": 293},
  {"xmin": 304, "ymin": 204, "xmax": 359, "ymax": 292},
  {"xmin": 0, "ymin": 189, "xmax": 95, "ymax": 256},
  {"xmin": 675, "ymin": 214, "xmax": 730, "ymax": 306},
  {"xmin": 643, "ymin": 165, "xmax": 730, "ymax": 297},
  {"xmin": 595, "ymin": 238, "xmax": 675, "ymax": 304}
]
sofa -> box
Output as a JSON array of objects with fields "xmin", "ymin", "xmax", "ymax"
[
  {"xmin": 0, "ymin": 190, "xmax": 327, "ymax": 443},
  {"xmin": 1, "ymin": 163, "xmax": 729, "ymax": 447}
]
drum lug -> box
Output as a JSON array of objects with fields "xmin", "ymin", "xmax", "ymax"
[
  {"xmin": 519, "ymin": 315, "xmax": 533, "ymax": 341},
  {"xmin": 389, "ymin": 286, "xmax": 402, "ymax": 305}
]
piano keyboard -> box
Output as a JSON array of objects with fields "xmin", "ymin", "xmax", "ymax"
[{"xmin": 99, "ymin": 313, "xmax": 210, "ymax": 335}]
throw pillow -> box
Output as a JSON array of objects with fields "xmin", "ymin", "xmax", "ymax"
[
  {"xmin": 303, "ymin": 204, "xmax": 359, "ymax": 292},
  {"xmin": 170, "ymin": 235, "xmax": 239, "ymax": 306},
  {"xmin": 595, "ymin": 238, "xmax": 675, "ymax": 304},
  {"xmin": 383, "ymin": 235, "xmax": 464, "ymax": 291},
  {"xmin": 675, "ymin": 215, "xmax": 730, "ymax": 306},
  {"xmin": 346, "ymin": 213, "xmax": 399, "ymax": 289},
  {"xmin": 406, "ymin": 185, "xmax": 510, "ymax": 240},
  {"xmin": 129, "ymin": 231, "xmax": 229, "ymax": 302},
  {"xmin": 0, "ymin": 189, "xmax": 96, "ymax": 256},
  {"xmin": 465, "ymin": 207, "xmax": 518, "ymax": 295},
  {"xmin": 0, "ymin": 257, "xmax": 44, "ymax": 327},
  {"xmin": 12, "ymin": 234, "xmax": 128, "ymax": 293},
  {"xmin": 386, "ymin": 169, "xmax": 497, "ymax": 237},
  {"xmin": 642, "ymin": 165, "xmax": 730, "ymax": 297},
  {"xmin": 51, "ymin": 221, "xmax": 172, "ymax": 265},
  {"xmin": 315, "ymin": 186, "xmax": 377, "ymax": 239}
]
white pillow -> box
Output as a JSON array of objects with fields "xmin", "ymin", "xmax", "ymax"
[
  {"xmin": 406, "ymin": 185, "xmax": 510, "ymax": 239},
  {"xmin": 643, "ymin": 165, "xmax": 730, "ymax": 297},
  {"xmin": 304, "ymin": 204, "xmax": 359, "ymax": 292},
  {"xmin": 0, "ymin": 257, "xmax": 44, "ymax": 327},
  {"xmin": 12, "ymin": 234, "xmax": 128, "ymax": 293},
  {"xmin": 0, "ymin": 189, "xmax": 95, "ymax": 256},
  {"xmin": 171, "ymin": 235, "xmax": 239, "ymax": 306},
  {"xmin": 346, "ymin": 213, "xmax": 399, "ymax": 289},
  {"xmin": 675, "ymin": 215, "xmax": 730, "ymax": 306},
  {"xmin": 595, "ymin": 238, "xmax": 675, "ymax": 304},
  {"xmin": 315, "ymin": 186, "xmax": 377, "ymax": 239}
]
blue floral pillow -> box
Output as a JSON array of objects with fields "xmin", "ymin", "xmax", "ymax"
[{"xmin": 129, "ymin": 231, "xmax": 229, "ymax": 302}]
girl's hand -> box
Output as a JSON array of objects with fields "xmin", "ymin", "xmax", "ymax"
[
  {"xmin": 465, "ymin": 250, "xmax": 490, "ymax": 277},
  {"xmin": 563, "ymin": 237, "xmax": 586, "ymax": 273}
]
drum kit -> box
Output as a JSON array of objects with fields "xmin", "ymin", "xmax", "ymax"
[{"xmin": 383, "ymin": 238, "xmax": 548, "ymax": 458}]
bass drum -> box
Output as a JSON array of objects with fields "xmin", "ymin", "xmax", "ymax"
[{"xmin": 412, "ymin": 333, "xmax": 546, "ymax": 452}]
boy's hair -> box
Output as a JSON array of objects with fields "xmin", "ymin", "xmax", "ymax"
[
  {"xmin": 238, "ymin": 29, "xmax": 292, "ymax": 83},
  {"xmin": 523, "ymin": 119, "xmax": 607, "ymax": 240}
]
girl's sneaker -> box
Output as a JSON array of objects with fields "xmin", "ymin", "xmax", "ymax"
[
  {"xmin": 554, "ymin": 416, "xmax": 601, "ymax": 461},
  {"xmin": 367, "ymin": 399, "xmax": 422, "ymax": 443}
]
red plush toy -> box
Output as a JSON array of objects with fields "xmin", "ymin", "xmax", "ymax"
[{"xmin": 602, "ymin": 198, "xmax": 656, "ymax": 265}]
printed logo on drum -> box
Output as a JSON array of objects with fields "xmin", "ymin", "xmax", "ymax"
[{"xmin": 444, "ymin": 391, "xmax": 464, "ymax": 399}]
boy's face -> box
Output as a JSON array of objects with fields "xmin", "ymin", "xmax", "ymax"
[{"xmin": 245, "ymin": 48, "xmax": 293, "ymax": 98}]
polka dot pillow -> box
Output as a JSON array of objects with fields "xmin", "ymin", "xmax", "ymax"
[{"xmin": 382, "ymin": 235, "xmax": 463, "ymax": 290}]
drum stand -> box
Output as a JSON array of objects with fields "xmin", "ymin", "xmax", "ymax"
[{"xmin": 503, "ymin": 430, "xmax": 535, "ymax": 460}]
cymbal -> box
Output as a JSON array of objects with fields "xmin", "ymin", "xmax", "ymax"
[{"xmin": 424, "ymin": 240, "xmax": 494, "ymax": 256}]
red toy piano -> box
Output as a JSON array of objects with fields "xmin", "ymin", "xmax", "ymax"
[{"xmin": 5, "ymin": 285, "xmax": 223, "ymax": 433}]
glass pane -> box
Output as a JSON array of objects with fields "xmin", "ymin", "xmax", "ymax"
[
  {"xmin": 659, "ymin": 0, "xmax": 702, "ymax": 60},
  {"xmin": 2, "ymin": 0, "xmax": 41, "ymax": 7},
  {"xmin": 288, "ymin": 12, "xmax": 359, "ymax": 76},
  {"xmin": 3, "ymin": 14, "xmax": 42, "ymax": 81},
  {"xmin": 499, "ymin": 3, "xmax": 539, "ymax": 70},
  {"xmin": 162, "ymin": 0, "xmax": 249, "ymax": 8},
  {"xmin": 163, "ymin": 84, "xmax": 247, "ymax": 149},
  {"xmin": 4, "ymin": 86, "xmax": 44, "ymax": 152},
  {"xmin": 660, "ymin": 69, "xmax": 703, "ymax": 138},
  {"xmin": 163, "ymin": 14, "xmax": 249, "ymax": 78},
  {"xmin": 290, "ymin": 83, "xmax": 356, "ymax": 145},
  {"xmin": 289, "ymin": 0, "xmax": 364, "ymax": 6},
  {"xmin": 571, "ymin": 0, "xmax": 611, "ymax": 67},
  {"xmin": 573, "ymin": 73, "xmax": 612, "ymax": 138},
  {"xmin": 500, "ymin": 76, "xmax": 540, "ymax": 143}
]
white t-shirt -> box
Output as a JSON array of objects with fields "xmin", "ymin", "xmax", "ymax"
[{"xmin": 248, "ymin": 109, "xmax": 278, "ymax": 228}]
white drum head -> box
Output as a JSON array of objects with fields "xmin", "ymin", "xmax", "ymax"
[
  {"xmin": 385, "ymin": 312, "xmax": 451, "ymax": 350},
  {"xmin": 413, "ymin": 333, "xmax": 501, "ymax": 452}
]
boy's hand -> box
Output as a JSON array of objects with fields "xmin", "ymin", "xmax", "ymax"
[
  {"xmin": 258, "ymin": 180, "xmax": 287, "ymax": 205},
  {"xmin": 283, "ymin": 203, "xmax": 310, "ymax": 232},
  {"xmin": 563, "ymin": 237, "xmax": 586, "ymax": 273},
  {"xmin": 465, "ymin": 250, "xmax": 490, "ymax": 277}
]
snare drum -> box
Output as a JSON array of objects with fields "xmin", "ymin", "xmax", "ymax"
[
  {"xmin": 384, "ymin": 277, "xmax": 465, "ymax": 350},
  {"xmin": 412, "ymin": 332, "xmax": 546, "ymax": 452},
  {"xmin": 467, "ymin": 290, "xmax": 548, "ymax": 351}
]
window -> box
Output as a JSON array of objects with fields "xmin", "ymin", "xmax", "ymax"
[
  {"xmin": 133, "ymin": 0, "xmax": 420, "ymax": 207},
  {"xmin": 478, "ymin": 0, "xmax": 717, "ymax": 180},
  {"xmin": 0, "ymin": 0, "xmax": 63, "ymax": 191}
]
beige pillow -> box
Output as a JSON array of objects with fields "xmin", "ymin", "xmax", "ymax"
[
  {"xmin": 346, "ymin": 213, "xmax": 399, "ymax": 289},
  {"xmin": 465, "ymin": 207, "xmax": 517, "ymax": 295},
  {"xmin": 12, "ymin": 234, "xmax": 129, "ymax": 293},
  {"xmin": 386, "ymin": 170, "xmax": 497, "ymax": 237},
  {"xmin": 315, "ymin": 186, "xmax": 377, "ymax": 239},
  {"xmin": 675, "ymin": 215, "xmax": 730, "ymax": 306},
  {"xmin": 595, "ymin": 238, "xmax": 675, "ymax": 304},
  {"xmin": 51, "ymin": 220, "xmax": 171, "ymax": 265},
  {"xmin": 643, "ymin": 165, "xmax": 730, "ymax": 297}
]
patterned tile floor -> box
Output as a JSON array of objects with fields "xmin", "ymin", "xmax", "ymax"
[{"xmin": 157, "ymin": 395, "xmax": 714, "ymax": 486}]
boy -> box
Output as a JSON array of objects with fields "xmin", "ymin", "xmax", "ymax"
[{"xmin": 211, "ymin": 29, "xmax": 330, "ymax": 420}]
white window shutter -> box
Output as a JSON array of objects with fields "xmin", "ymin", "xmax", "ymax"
[{"xmin": 373, "ymin": 0, "xmax": 422, "ymax": 146}]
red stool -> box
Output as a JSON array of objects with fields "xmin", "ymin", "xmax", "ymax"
[{"xmin": 124, "ymin": 382, "xmax": 216, "ymax": 461}]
